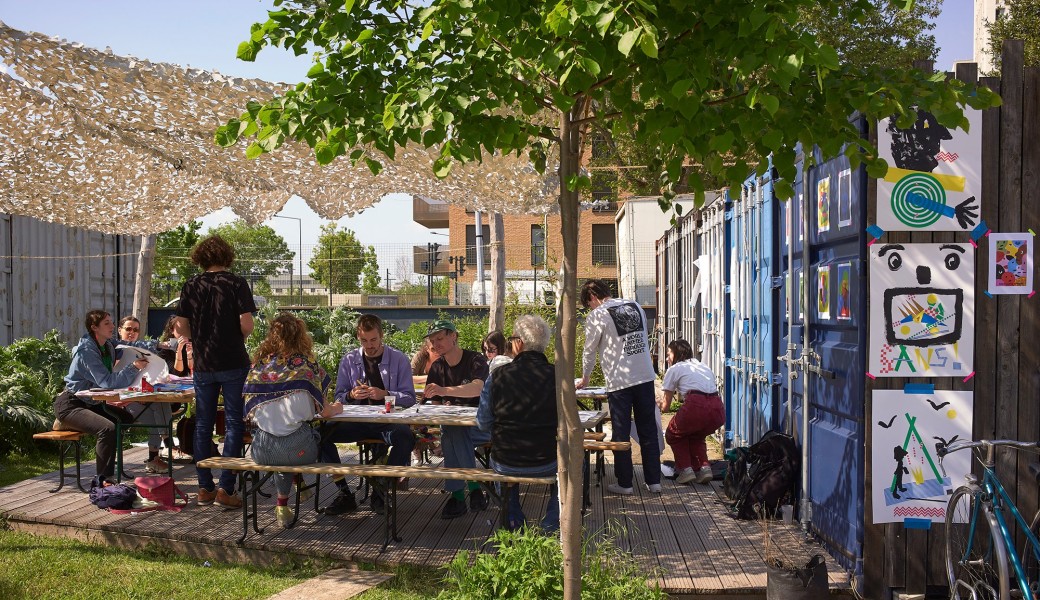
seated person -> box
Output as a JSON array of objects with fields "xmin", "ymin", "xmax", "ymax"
[
  {"xmin": 243, "ymin": 314, "xmax": 342, "ymax": 527},
  {"xmin": 320, "ymin": 314, "xmax": 416, "ymax": 516},
  {"xmin": 658, "ymin": 339, "xmax": 724, "ymax": 485},
  {"xmin": 410, "ymin": 338, "xmax": 440, "ymax": 387},
  {"xmin": 410, "ymin": 339, "xmax": 442, "ymax": 464},
  {"xmin": 423, "ymin": 319, "xmax": 489, "ymax": 519},
  {"xmin": 477, "ymin": 314, "xmax": 559, "ymax": 532},
  {"xmin": 482, "ymin": 330, "xmax": 514, "ymax": 373},
  {"xmin": 115, "ymin": 315, "xmax": 176, "ymax": 473},
  {"xmin": 53, "ymin": 310, "xmax": 153, "ymax": 478},
  {"xmin": 157, "ymin": 315, "xmax": 193, "ymax": 377}
]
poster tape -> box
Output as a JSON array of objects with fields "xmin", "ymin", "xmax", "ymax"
[
  {"xmin": 903, "ymin": 518, "xmax": 932, "ymax": 530},
  {"xmin": 984, "ymin": 290, "xmax": 993, "ymax": 298},
  {"xmin": 866, "ymin": 372, "xmax": 876, "ymax": 380},
  {"xmin": 866, "ymin": 224, "xmax": 885, "ymax": 239},
  {"xmin": 903, "ymin": 383, "xmax": 935, "ymax": 394},
  {"xmin": 971, "ymin": 221, "xmax": 990, "ymax": 241},
  {"xmin": 963, "ymin": 372, "xmax": 976, "ymax": 383}
]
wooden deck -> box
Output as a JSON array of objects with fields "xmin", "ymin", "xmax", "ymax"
[{"xmin": 0, "ymin": 447, "xmax": 850, "ymax": 596}]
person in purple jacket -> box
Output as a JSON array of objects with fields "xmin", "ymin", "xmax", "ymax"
[{"xmin": 319, "ymin": 314, "xmax": 416, "ymax": 516}]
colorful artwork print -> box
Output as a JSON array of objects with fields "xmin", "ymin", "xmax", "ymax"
[
  {"xmin": 871, "ymin": 390, "xmax": 972, "ymax": 524},
  {"xmin": 869, "ymin": 243, "xmax": 975, "ymax": 377},
  {"xmin": 817, "ymin": 176, "xmax": 830, "ymax": 233},
  {"xmin": 817, "ymin": 266, "xmax": 831, "ymax": 319},
  {"xmin": 838, "ymin": 168, "xmax": 852, "ymax": 228},
  {"xmin": 837, "ymin": 263, "xmax": 852, "ymax": 320},
  {"xmin": 877, "ymin": 108, "xmax": 982, "ymax": 232},
  {"xmin": 988, "ymin": 233, "xmax": 1034, "ymax": 295}
]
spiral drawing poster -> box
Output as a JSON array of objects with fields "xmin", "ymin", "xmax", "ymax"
[
  {"xmin": 877, "ymin": 108, "xmax": 982, "ymax": 232},
  {"xmin": 871, "ymin": 390, "xmax": 972, "ymax": 525},
  {"xmin": 987, "ymin": 233, "xmax": 1033, "ymax": 295}
]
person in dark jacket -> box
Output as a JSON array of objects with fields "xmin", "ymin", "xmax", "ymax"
[{"xmin": 476, "ymin": 314, "xmax": 559, "ymax": 532}]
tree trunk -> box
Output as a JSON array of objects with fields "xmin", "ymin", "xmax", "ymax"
[
  {"xmin": 133, "ymin": 234, "xmax": 156, "ymax": 331},
  {"xmin": 556, "ymin": 107, "xmax": 584, "ymax": 600},
  {"xmin": 488, "ymin": 212, "xmax": 506, "ymax": 332}
]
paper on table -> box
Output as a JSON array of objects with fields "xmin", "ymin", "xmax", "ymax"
[{"xmin": 114, "ymin": 345, "xmax": 169, "ymax": 387}]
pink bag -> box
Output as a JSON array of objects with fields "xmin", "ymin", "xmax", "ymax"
[{"xmin": 134, "ymin": 476, "xmax": 188, "ymax": 511}]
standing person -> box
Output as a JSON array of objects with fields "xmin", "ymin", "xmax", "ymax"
[
  {"xmin": 658, "ymin": 339, "xmax": 724, "ymax": 485},
  {"xmin": 423, "ymin": 319, "xmax": 490, "ymax": 519},
  {"xmin": 320, "ymin": 314, "xmax": 416, "ymax": 515},
  {"xmin": 577, "ymin": 279, "xmax": 662, "ymax": 495},
  {"xmin": 476, "ymin": 315, "xmax": 559, "ymax": 532},
  {"xmin": 53, "ymin": 310, "xmax": 149, "ymax": 478},
  {"xmin": 175, "ymin": 235, "xmax": 256, "ymax": 509},
  {"xmin": 244, "ymin": 314, "xmax": 343, "ymax": 527}
]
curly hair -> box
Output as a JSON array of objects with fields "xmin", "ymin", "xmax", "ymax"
[
  {"xmin": 190, "ymin": 235, "xmax": 235, "ymax": 270},
  {"xmin": 253, "ymin": 313, "xmax": 313, "ymax": 363}
]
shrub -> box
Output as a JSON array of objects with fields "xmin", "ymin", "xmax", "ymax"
[
  {"xmin": 0, "ymin": 330, "xmax": 71, "ymax": 456},
  {"xmin": 437, "ymin": 526, "xmax": 665, "ymax": 600}
]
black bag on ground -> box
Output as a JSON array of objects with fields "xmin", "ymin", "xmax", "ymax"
[
  {"xmin": 88, "ymin": 475, "xmax": 137, "ymax": 510},
  {"xmin": 766, "ymin": 555, "xmax": 828, "ymax": 600},
  {"xmin": 728, "ymin": 431, "xmax": 800, "ymax": 520}
]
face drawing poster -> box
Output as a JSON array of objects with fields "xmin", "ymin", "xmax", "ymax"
[
  {"xmin": 838, "ymin": 168, "xmax": 852, "ymax": 228},
  {"xmin": 837, "ymin": 263, "xmax": 852, "ymax": 320},
  {"xmin": 877, "ymin": 108, "xmax": 982, "ymax": 232},
  {"xmin": 869, "ymin": 243, "xmax": 975, "ymax": 377},
  {"xmin": 817, "ymin": 265, "xmax": 831, "ymax": 320},
  {"xmin": 871, "ymin": 390, "xmax": 972, "ymax": 525},
  {"xmin": 988, "ymin": 233, "xmax": 1033, "ymax": 295},
  {"xmin": 817, "ymin": 176, "xmax": 831, "ymax": 234}
]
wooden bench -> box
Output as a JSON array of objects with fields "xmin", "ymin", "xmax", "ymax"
[
  {"xmin": 582, "ymin": 440, "xmax": 631, "ymax": 512},
  {"xmin": 197, "ymin": 457, "xmax": 556, "ymax": 551},
  {"xmin": 33, "ymin": 430, "xmax": 88, "ymax": 493}
]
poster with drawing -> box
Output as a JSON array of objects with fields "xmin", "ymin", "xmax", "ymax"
[
  {"xmin": 877, "ymin": 108, "xmax": 982, "ymax": 232},
  {"xmin": 817, "ymin": 265, "xmax": 831, "ymax": 320},
  {"xmin": 817, "ymin": 176, "xmax": 831, "ymax": 233},
  {"xmin": 838, "ymin": 168, "xmax": 852, "ymax": 228},
  {"xmin": 837, "ymin": 263, "xmax": 852, "ymax": 320},
  {"xmin": 869, "ymin": 243, "xmax": 974, "ymax": 377},
  {"xmin": 871, "ymin": 390, "xmax": 972, "ymax": 524},
  {"xmin": 988, "ymin": 233, "xmax": 1034, "ymax": 295}
]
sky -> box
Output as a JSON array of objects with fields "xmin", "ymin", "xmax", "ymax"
[{"xmin": 0, "ymin": 0, "xmax": 976, "ymax": 275}]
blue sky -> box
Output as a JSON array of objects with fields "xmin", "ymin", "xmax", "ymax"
[{"xmin": 0, "ymin": 0, "xmax": 976, "ymax": 269}]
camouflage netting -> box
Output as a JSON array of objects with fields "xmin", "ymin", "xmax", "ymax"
[{"xmin": 0, "ymin": 22, "xmax": 559, "ymax": 234}]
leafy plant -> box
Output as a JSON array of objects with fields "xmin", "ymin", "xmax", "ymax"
[
  {"xmin": 0, "ymin": 330, "xmax": 72, "ymax": 457},
  {"xmin": 438, "ymin": 526, "xmax": 665, "ymax": 600}
]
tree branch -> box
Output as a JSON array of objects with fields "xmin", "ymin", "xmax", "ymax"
[
  {"xmin": 705, "ymin": 91, "xmax": 749, "ymax": 106},
  {"xmin": 487, "ymin": 35, "xmax": 560, "ymax": 89},
  {"xmin": 571, "ymin": 111, "xmax": 621, "ymax": 126}
]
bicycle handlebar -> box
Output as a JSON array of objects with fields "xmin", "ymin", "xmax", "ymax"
[{"xmin": 936, "ymin": 439, "xmax": 1040, "ymax": 460}]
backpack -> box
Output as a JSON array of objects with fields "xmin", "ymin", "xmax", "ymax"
[
  {"xmin": 727, "ymin": 431, "xmax": 800, "ymax": 520},
  {"xmin": 88, "ymin": 475, "xmax": 137, "ymax": 511}
]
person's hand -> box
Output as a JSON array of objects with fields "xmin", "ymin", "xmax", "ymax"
[
  {"xmin": 369, "ymin": 387, "xmax": 387, "ymax": 400},
  {"xmin": 133, "ymin": 357, "xmax": 148, "ymax": 370},
  {"xmin": 423, "ymin": 383, "xmax": 443, "ymax": 398},
  {"xmin": 331, "ymin": 401, "xmax": 344, "ymax": 416},
  {"xmin": 351, "ymin": 384, "xmax": 369, "ymax": 400},
  {"xmin": 575, "ymin": 377, "xmax": 588, "ymax": 390},
  {"xmin": 656, "ymin": 398, "xmax": 669, "ymax": 413}
]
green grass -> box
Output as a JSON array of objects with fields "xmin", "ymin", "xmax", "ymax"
[
  {"xmin": 0, "ymin": 451, "xmax": 60, "ymax": 488},
  {"xmin": 355, "ymin": 564, "xmax": 445, "ymax": 599},
  {"xmin": 0, "ymin": 528, "xmax": 330, "ymax": 600}
]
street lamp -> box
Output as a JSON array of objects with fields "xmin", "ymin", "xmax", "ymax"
[{"xmin": 272, "ymin": 214, "xmax": 303, "ymax": 305}]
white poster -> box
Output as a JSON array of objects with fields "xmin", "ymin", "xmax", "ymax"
[
  {"xmin": 877, "ymin": 108, "xmax": 982, "ymax": 232},
  {"xmin": 868, "ymin": 243, "xmax": 974, "ymax": 377},
  {"xmin": 988, "ymin": 233, "xmax": 1034, "ymax": 295},
  {"xmin": 872, "ymin": 390, "xmax": 972, "ymax": 525}
]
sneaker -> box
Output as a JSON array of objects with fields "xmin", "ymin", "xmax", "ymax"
[
  {"xmin": 323, "ymin": 490, "xmax": 357, "ymax": 516},
  {"xmin": 295, "ymin": 475, "xmax": 314, "ymax": 503},
  {"xmin": 695, "ymin": 466, "xmax": 714, "ymax": 484},
  {"xmin": 197, "ymin": 487, "xmax": 216, "ymax": 506},
  {"xmin": 606, "ymin": 483, "xmax": 634, "ymax": 496},
  {"xmin": 441, "ymin": 496, "xmax": 467, "ymax": 519},
  {"xmin": 646, "ymin": 483, "xmax": 662, "ymax": 493},
  {"xmin": 370, "ymin": 492, "xmax": 386, "ymax": 515},
  {"xmin": 145, "ymin": 456, "xmax": 170, "ymax": 474},
  {"xmin": 469, "ymin": 489, "xmax": 489, "ymax": 511},
  {"xmin": 275, "ymin": 505, "xmax": 294, "ymax": 528},
  {"xmin": 675, "ymin": 467, "xmax": 697, "ymax": 485},
  {"xmin": 215, "ymin": 488, "xmax": 243, "ymax": 509}
]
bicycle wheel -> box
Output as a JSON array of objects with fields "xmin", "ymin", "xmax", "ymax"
[
  {"xmin": 1019, "ymin": 511, "xmax": 1040, "ymax": 598},
  {"xmin": 946, "ymin": 485, "xmax": 1010, "ymax": 600}
]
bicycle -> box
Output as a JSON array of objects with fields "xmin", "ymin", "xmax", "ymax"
[{"xmin": 938, "ymin": 439, "xmax": 1040, "ymax": 600}]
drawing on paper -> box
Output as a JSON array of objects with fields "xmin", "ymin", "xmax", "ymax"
[
  {"xmin": 837, "ymin": 263, "xmax": 852, "ymax": 320},
  {"xmin": 817, "ymin": 176, "xmax": 831, "ymax": 233},
  {"xmin": 871, "ymin": 390, "xmax": 972, "ymax": 524},
  {"xmin": 838, "ymin": 169, "xmax": 852, "ymax": 228},
  {"xmin": 817, "ymin": 266, "xmax": 831, "ymax": 319},
  {"xmin": 869, "ymin": 243, "xmax": 974, "ymax": 377},
  {"xmin": 988, "ymin": 233, "xmax": 1033, "ymax": 295},
  {"xmin": 878, "ymin": 108, "xmax": 982, "ymax": 232}
]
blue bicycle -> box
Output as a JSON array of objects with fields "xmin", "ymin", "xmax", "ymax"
[{"xmin": 938, "ymin": 439, "xmax": 1040, "ymax": 600}]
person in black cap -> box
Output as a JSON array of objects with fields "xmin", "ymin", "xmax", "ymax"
[{"xmin": 422, "ymin": 319, "xmax": 491, "ymax": 519}]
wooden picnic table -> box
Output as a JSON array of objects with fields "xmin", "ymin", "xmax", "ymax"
[
  {"xmin": 576, "ymin": 387, "xmax": 608, "ymax": 411},
  {"xmin": 321, "ymin": 403, "xmax": 608, "ymax": 429}
]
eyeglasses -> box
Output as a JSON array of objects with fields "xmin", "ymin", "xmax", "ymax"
[
  {"xmin": 122, "ymin": 326, "xmax": 139, "ymax": 333},
  {"xmin": 507, "ymin": 336, "xmax": 521, "ymax": 343}
]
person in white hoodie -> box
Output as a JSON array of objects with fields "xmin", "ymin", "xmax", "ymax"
[{"xmin": 577, "ymin": 279, "xmax": 662, "ymax": 495}]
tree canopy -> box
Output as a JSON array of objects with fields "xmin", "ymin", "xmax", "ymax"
[
  {"xmin": 207, "ymin": 220, "xmax": 294, "ymax": 294},
  {"xmin": 308, "ymin": 223, "xmax": 378, "ymax": 293},
  {"xmin": 152, "ymin": 221, "xmax": 202, "ymax": 304},
  {"xmin": 986, "ymin": 0, "xmax": 1040, "ymax": 74}
]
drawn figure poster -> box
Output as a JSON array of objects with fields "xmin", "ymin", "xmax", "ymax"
[
  {"xmin": 871, "ymin": 390, "xmax": 973, "ymax": 525},
  {"xmin": 817, "ymin": 176, "xmax": 831, "ymax": 233},
  {"xmin": 837, "ymin": 263, "xmax": 852, "ymax": 320},
  {"xmin": 877, "ymin": 108, "xmax": 982, "ymax": 232},
  {"xmin": 869, "ymin": 243, "xmax": 975, "ymax": 377},
  {"xmin": 838, "ymin": 168, "xmax": 852, "ymax": 228},
  {"xmin": 817, "ymin": 266, "xmax": 831, "ymax": 319},
  {"xmin": 988, "ymin": 233, "xmax": 1033, "ymax": 295}
]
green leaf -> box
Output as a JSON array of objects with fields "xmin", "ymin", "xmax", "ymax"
[
  {"xmin": 306, "ymin": 62, "xmax": 325, "ymax": 78},
  {"xmin": 364, "ymin": 156, "xmax": 383, "ymax": 175},
  {"xmin": 618, "ymin": 28, "xmax": 641, "ymax": 57},
  {"xmin": 816, "ymin": 44, "xmax": 839, "ymax": 71},
  {"xmin": 356, "ymin": 29, "xmax": 374, "ymax": 43},
  {"xmin": 708, "ymin": 131, "xmax": 734, "ymax": 153},
  {"xmin": 760, "ymin": 94, "xmax": 779, "ymax": 116},
  {"xmin": 237, "ymin": 41, "xmax": 259, "ymax": 62},
  {"xmin": 382, "ymin": 109, "xmax": 395, "ymax": 130},
  {"xmin": 433, "ymin": 157, "xmax": 452, "ymax": 178},
  {"xmin": 638, "ymin": 31, "xmax": 658, "ymax": 58},
  {"xmin": 245, "ymin": 142, "xmax": 264, "ymax": 159},
  {"xmin": 421, "ymin": 20, "xmax": 434, "ymax": 40},
  {"xmin": 866, "ymin": 159, "xmax": 889, "ymax": 179},
  {"xmin": 214, "ymin": 120, "xmax": 240, "ymax": 147},
  {"xmin": 595, "ymin": 10, "xmax": 615, "ymax": 37},
  {"xmin": 580, "ymin": 56, "xmax": 601, "ymax": 76},
  {"xmin": 344, "ymin": 0, "xmax": 356, "ymax": 14},
  {"xmin": 315, "ymin": 100, "xmax": 337, "ymax": 115}
]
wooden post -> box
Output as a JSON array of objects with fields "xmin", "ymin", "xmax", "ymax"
[
  {"xmin": 488, "ymin": 213, "xmax": 506, "ymax": 332},
  {"xmin": 132, "ymin": 234, "xmax": 156, "ymax": 332}
]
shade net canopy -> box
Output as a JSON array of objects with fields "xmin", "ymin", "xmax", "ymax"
[{"xmin": 0, "ymin": 22, "xmax": 559, "ymax": 234}]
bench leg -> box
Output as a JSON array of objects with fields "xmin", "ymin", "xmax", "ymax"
[
  {"xmin": 374, "ymin": 477, "xmax": 401, "ymax": 552},
  {"xmin": 290, "ymin": 474, "xmax": 319, "ymax": 529},
  {"xmin": 582, "ymin": 451, "xmax": 591, "ymax": 514},
  {"xmin": 237, "ymin": 470, "xmax": 272, "ymax": 545},
  {"xmin": 74, "ymin": 441, "xmax": 87, "ymax": 493},
  {"xmin": 49, "ymin": 440, "xmax": 68, "ymax": 493}
]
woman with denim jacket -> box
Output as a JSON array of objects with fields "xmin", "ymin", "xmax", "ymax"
[{"xmin": 53, "ymin": 310, "xmax": 150, "ymax": 477}]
